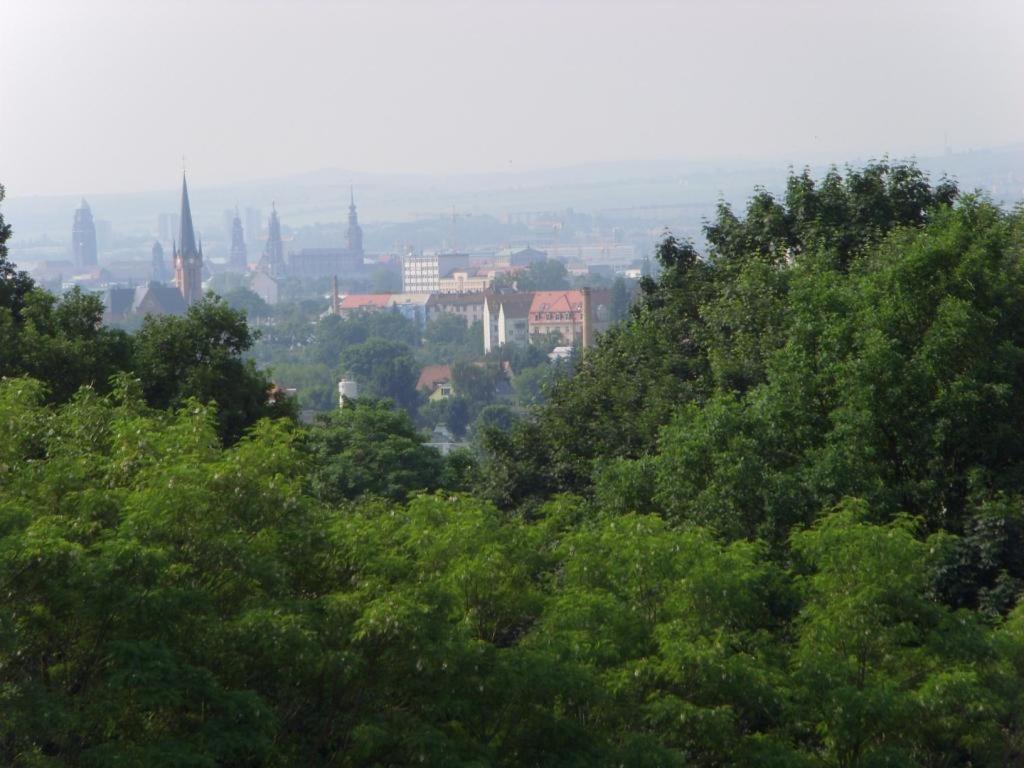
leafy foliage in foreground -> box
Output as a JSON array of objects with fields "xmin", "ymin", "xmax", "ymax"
[
  {"xmin": 5, "ymin": 163, "xmax": 1024, "ymax": 765},
  {"xmin": 0, "ymin": 194, "xmax": 290, "ymax": 443},
  {"xmin": 1, "ymin": 382, "xmax": 1024, "ymax": 765},
  {"xmin": 487, "ymin": 165, "xmax": 1024, "ymax": 574}
]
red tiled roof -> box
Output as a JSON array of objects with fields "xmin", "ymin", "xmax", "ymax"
[
  {"xmin": 417, "ymin": 364, "xmax": 453, "ymax": 391},
  {"xmin": 529, "ymin": 290, "xmax": 584, "ymax": 317}
]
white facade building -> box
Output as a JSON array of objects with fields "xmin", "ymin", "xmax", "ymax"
[
  {"xmin": 402, "ymin": 251, "xmax": 470, "ymax": 293},
  {"xmin": 483, "ymin": 293, "xmax": 533, "ymax": 353}
]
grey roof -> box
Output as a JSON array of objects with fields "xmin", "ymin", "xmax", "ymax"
[
  {"xmin": 487, "ymin": 292, "xmax": 534, "ymax": 318},
  {"xmin": 132, "ymin": 281, "xmax": 187, "ymax": 317},
  {"xmin": 497, "ymin": 246, "xmax": 546, "ymax": 257},
  {"xmin": 104, "ymin": 287, "xmax": 135, "ymax": 319},
  {"xmin": 427, "ymin": 292, "xmax": 486, "ymax": 307}
]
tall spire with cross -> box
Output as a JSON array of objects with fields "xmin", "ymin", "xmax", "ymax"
[{"xmin": 173, "ymin": 172, "xmax": 204, "ymax": 306}]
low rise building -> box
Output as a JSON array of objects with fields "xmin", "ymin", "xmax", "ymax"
[
  {"xmin": 388, "ymin": 292, "xmax": 432, "ymax": 323},
  {"xmin": 402, "ymin": 251, "xmax": 470, "ymax": 293},
  {"xmin": 337, "ymin": 293, "xmax": 392, "ymax": 317},
  {"xmin": 483, "ymin": 292, "xmax": 534, "ymax": 353},
  {"xmin": 438, "ymin": 269, "xmax": 493, "ymax": 293},
  {"xmin": 528, "ymin": 289, "xmax": 611, "ymax": 345},
  {"xmin": 103, "ymin": 281, "xmax": 187, "ymax": 323},
  {"xmin": 417, "ymin": 364, "xmax": 454, "ymax": 400},
  {"xmin": 426, "ymin": 292, "xmax": 487, "ymax": 327}
]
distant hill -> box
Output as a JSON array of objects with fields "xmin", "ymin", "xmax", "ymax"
[{"xmin": 6, "ymin": 145, "xmax": 1023, "ymax": 249}]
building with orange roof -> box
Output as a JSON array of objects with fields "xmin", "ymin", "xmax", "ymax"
[
  {"xmin": 528, "ymin": 289, "xmax": 611, "ymax": 345},
  {"xmin": 337, "ymin": 293, "xmax": 392, "ymax": 317},
  {"xmin": 417, "ymin": 364, "xmax": 454, "ymax": 400}
]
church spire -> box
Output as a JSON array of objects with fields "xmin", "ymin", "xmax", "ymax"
[
  {"xmin": 229, "ymin": 207, "xmax": 247, "ymax": 270},
  {"xmin": 174, "ymin": 171, "xmax": 203, "ymax": 306},
  {"xmin": 178, "ymin": 173, "xmax": 198, "ymax": 258},
  {"xmin": 346, "ymin": 187, "xmax": 363, "ymax": 257},
  {"xmin": 257, "ymin": 204, "xmax": 286, "ymax": 277}
]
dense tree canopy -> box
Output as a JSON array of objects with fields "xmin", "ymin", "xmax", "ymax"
[
  {"xmin": 133, "ymin": 295, "xmax": 293, "ymax": 443},
  {"xmin": 485, "ymin": 161, "xmax": 973, "ymax": 505},
  {"xmin": 303, "ymin": 398, "xmax": 446, "ymax": 502},
  {"xmin": 340, "ymin": 337, "xmax": 420, "ymax": 413},
  {"xmin": 5, "ymin": 163, "xmax": 1024, "ymax": 765},
  {"xmin": 221, "ymin": 286, "xmax": 272, "ymax": 319}
]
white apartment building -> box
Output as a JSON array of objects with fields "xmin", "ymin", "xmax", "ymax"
[{"xmin": 402, "ymin": 251, "xmax": 470, "ymax": 293}]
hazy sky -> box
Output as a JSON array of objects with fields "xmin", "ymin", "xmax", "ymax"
[{"xmin": 2, "ymin": 0, "xmax": 1022, "ymax": 197}]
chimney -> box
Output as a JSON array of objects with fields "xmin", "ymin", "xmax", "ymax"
[
  {"xmin": 581, "ymin": 286, "xmax": 594, "ymax": 349},
  {"xmin": 331, "ymin": 275, "xmax": 340, "ymax": 315}
]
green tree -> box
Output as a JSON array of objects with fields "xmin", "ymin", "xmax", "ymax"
[
  {"xmin": 473, "ymin": 402, "xmax": 519, "ymax": 434},
  {"xmin": 609, "ymin": 275, "xmax": 630, "ymax": 322},
  {"xmin": 133, "ymin": 294, "xmax": 293, "ymax": 442},
  {"xmin": 341, "ymin": 337, "xmax": 420, "ymax": 413},
  {"xmin": 0, "ymin": 184, "xmax": 34, "ymax": 321},
  {"xmin": 221, "ymin": 286, "xmax": 272, "ymax": 319},
  {"xmin": 452, "ymin": 360, "xmax": 500, "ymax": 411},
  {"xmin": 4, "ymin": 165, "xmax": 1024, "ymax": 767},
  {"xmin": 510, "ymin": 363, "xmax": 553, "ymax": 407},
  {"xmin": 419, "ymin": 394, "xmax": 471, "ymax": 438},
  {"xmin": 304, "ymin": 398, "xmax": 444, "ymax": 502},
  {"xmin": 1, "ymin": 284, "xmax": 134, "ymax": 404},
  {"xmin": 483, "ymin": 163, "xmax": 965, "ymax": 507},
  {"xmin": 424, "ymin": 312, "xmax": 470, "ymax": 346},
  {"xmin": 421, "ymin": 314, "xmax": 483, "ymax": 363},
  {"xmin": 504, "ymin": 235, "xmax": 714, "ymax": 496},
  {"xmin": 790, "ymin": 502, "xmax": 1009, "ymax": 767}
]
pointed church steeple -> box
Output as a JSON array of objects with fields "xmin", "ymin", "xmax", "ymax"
[
  {"xmin": 229, "ymin": 207, "xmax": 247, "ymax": 270},
  {"xmin": 178, "ymin": 173, "xmax": 198, "ymax": 258},
  {"xmin": 174, "ymin": 172, "xmax": 203, "ymax": 306},
  {"xmin": 346, "ymin": 187, "xmax": 363, "ymax": 257},
  {"xmin": 257, "ymin": 203, "xmax": 286, "ymax": 277}
]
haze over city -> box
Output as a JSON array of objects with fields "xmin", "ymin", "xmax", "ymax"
[
  {"xmin": 9, "ymin": 1, "xmax": 1024, "ymax": 764},
  {"xmin": 3, "ymin": 0, "xmax": 1023, "ymax": 197}
]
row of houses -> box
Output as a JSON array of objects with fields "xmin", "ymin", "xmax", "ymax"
[{"xmin": 332, "ymin": 288, "xmax": 612, "ymax": 350}]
